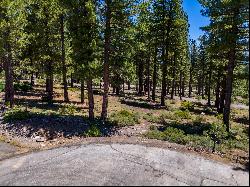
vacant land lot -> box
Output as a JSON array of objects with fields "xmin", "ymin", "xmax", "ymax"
[{"xmin": 0, "ymin": 83, "xmax": 249, "ymax": 168}]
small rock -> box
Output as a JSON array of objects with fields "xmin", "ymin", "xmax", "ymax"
[{"xmin": 34, "ymin": 136, "xmax": 46, "ymax": 142}]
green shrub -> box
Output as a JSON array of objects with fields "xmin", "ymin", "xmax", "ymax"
[
  {"xmin": 160, "ymin": 112, "xmax": 176, "ymax": 121},
  {"xmin": 186, "ymin": 135, "xmax": 212, "ymax": 148},
  {"xmin": 216, "ymin": 113, "xmax": 223, "ymax": 120},
  {"xmin": 14, "ymin": 82, "xmax": 32, "ymax": 92},
  {"xmin": 83, "ymin": 124, "xmax": 102, "ymax": 137},
  {"xmin": 144, "ymin": 130, "xmax": 165, "ymax": 140},
  {"xmin": 204, "ymin": 106, "xmax": 213, "ymax": 113},
  {"xmin": 204, "ymin": 122, "xmax": 228, "ymax": 152},
  {"xmin": 145, "ymin": 121, "xmax": 249, "ymax": 153},
  {"xmin": 3, "ymin": 107, "xmax": 32, "ymax": 122},
  {"xmin": 197, "ymin": 96, "xmax": 202, "ymax": 101},
  {"xmin": 174, "ymin": 110, "xmax": 191, "ymax": 119},
  {"xmin": 109, "ymin": 110, "xmax": 140, "ymax": 127},
  {"xmin": 181, "ymin": 101, "xmax": 194, "ymax": 111},
  {"xmin": 149, "ymin": 125, "xmax": 158, "ymax": 131},
  {"xmin": 163, "ymin": 127, "xmax": 188, "ymax": 144},
  {"xmin": 205, "ymin": 122, "xmax": 228, "ymax": 140},
  {"xmin": 193, "ymin": 115, "xmax": 205, "ymax": 124},
  {"xmin": 0, "ymin": 82, "xmax": 4, "ymax": 92},
  {"xmin": 143, "ymin": 113, "xmax": 160, "ymax": 123},
  {"xmin": 58, "ymin": 104, "xmax": 77, "ymax": 115},
  {"xmin": 224, "ymin": 138, "xmax": 249, "ymax": 152}
]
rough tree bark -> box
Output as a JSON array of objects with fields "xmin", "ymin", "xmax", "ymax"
[
  {"xmin": 179, "ymin": 59, "xmax": 183, "ymax": 100},
  {"xmin": 223, "ymin": 9, "xmax": 239, "ymax": 132},
  {"xmin": 87, "ymin": 78, "xmax": 94, "ymax": 119},
  {"xmin": 215, "ymin": 71, "xmax": 221, "ymax": 111},
  {"xmin": 46, "ymin": 61, "xmax": 53, "ymax": 104},
  {"xmin": 152, "ymin": 48, "xmax": 157, "ymax": 101},
  {"xmin": 81, "ymin": 79, "xmax": 84, "ymax": 104},
  {"xmin": 101, "ymin": 0, "xmax": 111, "ymax": 120},
  {"xmin": 207, "ymin": 70, "xmax": 212, "ymax": 106},
  {"xmin": 147, "ymin": 56, "xmax": 150, "ymax": 100},
  {"xmin": 171, "ymin": 53, "xmax": 176, "ymax": 100},
  {"xmin": 3, "ymin": 39, "xmax": 14, "ymax": 108},
  {"xmin": 70, "ymin": 73, "xmax": 74, "ymax": 88},
  {"xmin": 138, "ymin": 55, "xmax": 144, "ymax": 96},
  {"xmin": 219, "ymin": 77, "xmax": 226, "ymax": 114},
  {"xmin": 60, "ymin": 15, "xmax": 69, "ymax": 102},
  {"xmin": 188, "ymin": 65, "xmax": 193, "ymax": 98}
]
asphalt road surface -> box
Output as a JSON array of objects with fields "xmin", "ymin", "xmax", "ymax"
[
  {"xmin": 0, "ymin": 142, "xmax": 17, "ymax": 161},
  {"xmin": 0, "ymin": 144, "xmax": 249, "ymax": 186}
]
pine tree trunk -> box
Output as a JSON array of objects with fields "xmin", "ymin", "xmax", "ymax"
[
  {"xmin": 161, "ymin": 46, "xmax": 167, "ymax": 106},
  {"xmin": 182, "ymin": 77, "xmax": 185, "ymax": 97},
  {"xmin": 116, "ymin": 86, "xmax": 120, "ymax": 95},
  {"xmin": 207, "ymin": 70, "xmax": 212, "ymax": 106},
  {"xmin": 30, "ymin": 73, "xmax": 34, "ymax": 86},
  {"xmin": 179, "ymin": 71, "xmax": 183, "ymax": 100},
  {"xmin": 188, "ymin": 66, "xmax": 193, "ymax": 98},
  {"xmin": 46, "ymin": 61, "xmax": 53, "ymax": 104},
  {"xmin": 198, "ymin": 78, "xmax": 201, "ymax": 96},
  {"xmin": 3, "ymin": 41, "xmax": 14, "ymax": 108},
  {"xmin": 81, "ymin": 79, "xmax": 84, "ymax": 104},
  {"xmin": 152, "ymin": 48, "xmax": 157, "ymax": 101},
  {"xmin": 60, "ymin": 15, "xmax": 69, "ymax": 102},
  {"xmin": 219, "ymin": 77, "xmax": 226, "ymax": 114},
  {"xmin": 101, "ymin": 0, "xmax": 111, "ymax": 120},
  {"xmin": 223, "ymin": 49, "xmax": 236, "ymax": 132},
  {"xmin": 201, "ymin": 60, "xmax": 205, "ymax": 99},
  {"xmin": 223, "ymin": 12, "xmax": 239, "ymax": 132},
  {"xmin": 128, "ymin": 81, "xmax": 130, "ymax": 90},
  {"xmin": 215, "ymin": 71, "xmax": 221, "ymax": 111},
  {"xmin": 138, "ymin": 57, "xmax": 144, "ymax": 96},
  {"xmin": 71, "ymin": 73, "xmax": 74, "ymax": 88},
  {"xmin": 167, "ymin": 80, "xmax": 170, "ymax": 95},
  {"xmin": 171, "ymin": 53, "xmax": 176, "ymax": 100},
  {"xmin": 147, "ymin": 57, "xmax": 150, "ymax": 100},
  {"xmin": 46, "ymin": 78, "xmax": 49, "ymax": 92},
  {"xmin": 87, "ymin": 78, "xmax": 94, "ymax": 119}
]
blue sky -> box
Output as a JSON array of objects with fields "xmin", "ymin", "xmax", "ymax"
[{"xmin": 182, "ymin": 0, "xmax": 210, "ymax": 40}]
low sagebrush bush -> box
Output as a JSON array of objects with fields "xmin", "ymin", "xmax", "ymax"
[
  {"xmin": 58, "ymin": 104, "xmax": 77, "ymax": 115},
  {"xmin": 3, "ymin": 107, "xmax": 32, "ymax": 122},
  {"xmin": 149, "ymin": 125, "xmax": 158, "ymax": 131},
  {"xmin": 174, "ymin": 110, "xmax": 192, "ymax": 119},
  {"xmin": 180, "ymin": 101, "xmax": 194, "ymax": 111},
  {"xmin": 159, "ymin": 112, "xmax": 176, "ymax": 122},
  {"xmin": 193, "ymin": 115, "xmax": 205, "ymax": 124},
  {"xmin": 144, "ymin": 130, "xmax": 165, "ymax": 140},
  {"xmin": 163, "ymin": 127, "xmax": 188, "ymax": 144},
  {"xmin": 109, "ymin": 109, "xmax": 140, "ymax": 127},
  {"xmin": 143, "ymin": 113, "xmax": 160, "ymax": 123},
  {"xmin": 83, "ymin": 124, "xmax": 102, "ymax": 137}
]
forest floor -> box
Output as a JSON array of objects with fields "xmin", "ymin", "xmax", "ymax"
[{"xmin": 0, "ymin": 82, "xmax": 249, "ymax": 170}]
